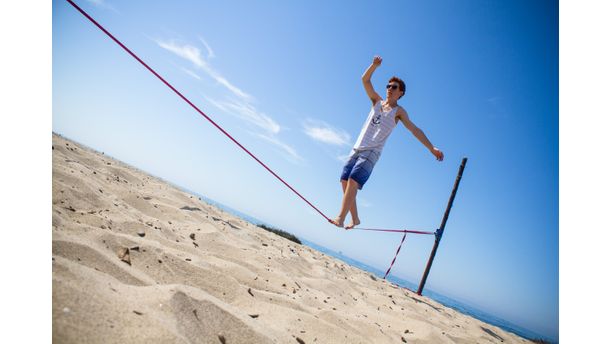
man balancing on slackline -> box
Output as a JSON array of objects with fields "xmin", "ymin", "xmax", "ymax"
[{"xmin": 330, "ymin": 56, "xmax": 444, "ymax": 229}]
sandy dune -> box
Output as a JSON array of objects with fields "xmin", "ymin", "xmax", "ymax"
[{"xmin": 52, "ymin": 133, "xmax": 529, "ymax": 343}]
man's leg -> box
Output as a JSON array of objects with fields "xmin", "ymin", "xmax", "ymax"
[
  {"xmin": 331, "ymin": 178, "xmax": 360, "ymax": 228},
  {"xmin": 341, "ymin": 179, "xmax": 360, "ymax": 229}
]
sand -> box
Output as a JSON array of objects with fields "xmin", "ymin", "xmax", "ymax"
[{"xmin": 52, "ymin": 133, "xmax": 530, "ymax": 343}]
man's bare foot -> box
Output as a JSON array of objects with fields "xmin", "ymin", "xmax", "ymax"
[
  {"xmin": 345, "ymin": 218, "xmax": 360, "ymax": 230},
  {"xmin": 330, "ymin": 217, "xmax": 344, "ymax": 228}
]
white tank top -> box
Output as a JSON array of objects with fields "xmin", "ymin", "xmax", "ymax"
[{"xmin": 353, "ymin": 100, "xmax": 398, "ymax": 154}]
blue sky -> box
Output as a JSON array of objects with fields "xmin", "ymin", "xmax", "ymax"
[{"xmin": 53, "ymin": 0, "xmax": 558, "ymax": 340}]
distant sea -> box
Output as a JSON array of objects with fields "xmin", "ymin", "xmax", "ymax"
[{"xmin": 187, "ymin": 191, "xmax": 556, "ymax": 343}]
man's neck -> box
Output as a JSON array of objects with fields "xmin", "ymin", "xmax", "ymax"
[{"xmin": 384, "ymin": 99, "xmax": 398, "ymax": 107}]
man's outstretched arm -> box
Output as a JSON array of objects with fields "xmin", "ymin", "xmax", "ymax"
[
  {"xmin": 397, "ymin": 109, "xmax": 444, "ymax": 161},
  {"xmin": 362, "ymin": 56, "xmax": 383, "ymax": 106}
]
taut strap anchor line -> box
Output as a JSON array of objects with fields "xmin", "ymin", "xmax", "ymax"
[
  {"xmin": 383, "ymin": 232, "xmax": 407, "ymax": 279},
  {"xmin": 352, "ymin": 227, "xmax": 435, "ymax": 235}
]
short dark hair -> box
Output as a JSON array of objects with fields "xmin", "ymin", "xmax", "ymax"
[{"xmin": 388, "ymin": 76, "xmax": 406, "ymax": 99}]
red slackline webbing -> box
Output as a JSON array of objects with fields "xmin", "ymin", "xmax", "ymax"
[
  {"xmin": 65, "ymin": 0, "xmax": 331, "ymax": 222},
  {"xmin": 352, "ymin": 228, "xmax": 435, "ymax": 235}
]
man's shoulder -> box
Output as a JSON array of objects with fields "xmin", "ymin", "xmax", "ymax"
[{"xmin": 396, "ymin": 106, "xmax": 408, "ymax": 117}]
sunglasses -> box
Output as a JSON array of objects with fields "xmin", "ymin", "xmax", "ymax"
[{"xmin": 386, "ymin": 84, "xmax": 399, "ymax": 90}]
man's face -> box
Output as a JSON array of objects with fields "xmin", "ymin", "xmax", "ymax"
[{"xmin": 386, "ymin": 82, "xmax": 402, "ymax": 100}]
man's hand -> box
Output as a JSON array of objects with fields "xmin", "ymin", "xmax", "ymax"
[
  {"xmin": 372, "ymin": 55, "xmax": 382, "ymax": 67},
  {"xmin": 431, "ymin": 147, "xmax": 444, "ymax": 161}
]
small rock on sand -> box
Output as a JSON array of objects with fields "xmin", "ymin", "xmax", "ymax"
[{"xmin": 117, "ymin": 248, "xmax": 131, "ymax": 265}]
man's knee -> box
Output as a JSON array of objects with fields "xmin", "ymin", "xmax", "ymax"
[{"xmin": 348, "ymin": 178, "xmax": 361, "ymax": 189}]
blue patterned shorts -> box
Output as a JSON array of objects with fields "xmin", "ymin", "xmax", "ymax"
[{"xmin": 340, "ymin": 150, "xmax": 380, "ymax": 190}]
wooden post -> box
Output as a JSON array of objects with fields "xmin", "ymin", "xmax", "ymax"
[{"xmin": 417, "ymin": 157, "xmax": 468, "ymax": 295}]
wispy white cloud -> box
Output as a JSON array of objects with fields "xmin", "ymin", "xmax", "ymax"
[
  {"xmin": 199, "ymin": 37, "xmax": 215, "ymax": 59},
  {"xmin": 156, "ymin": 39, "xmax": 252, "ymax": 101},
  {"xmin": 180, "ymin": 67, "xmax": 201, "ymax": 80},
  {"xmin": 302, "ymin": 119, "xmax": 351, "ymax": 146},
  {"xmin": 157, "ymin": 37, "xmax": 301, "ymax": 163},
  {"xmin": 157, "ymin": 40, "xmax": 206, "ymax": 67},
  {"xmin": 213, "ymin": 75, "xmax": 252, "ymax": 102},
  {"xmin": 252, "ymin": 133, "xmax": 304, "ymax": 164},
  {"xmin": 85, "ymin": 0, "xmax": 119, "ymax": 13},
  {"xmin": 203, "ymin": 96, "xmax": 280, "ymax": 134},
  {"xmin": 336, "ymin": 153, "xmax": 351, "ymax": 163}
]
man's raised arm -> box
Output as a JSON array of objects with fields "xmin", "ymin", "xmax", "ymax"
[{"xmin": 362, "ymin": 56, "xmax": 383, "ymax": 106}]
